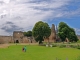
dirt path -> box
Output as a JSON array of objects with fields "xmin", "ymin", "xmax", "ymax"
[
  {"xmin": 0, "ymin": 44, "xmax": 9, "ymax": 48},
  {"xmin": 0, "ymin": 43, "xmax": 38, "ymax": 48}
]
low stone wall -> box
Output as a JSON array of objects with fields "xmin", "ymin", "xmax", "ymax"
[
  {"xmin": 0, "ymin": 36, "xmax": 36, "ymax": 44},
  {"xmin": 0, "ymin": 36, "xmax": 13, "ymax": 44}
]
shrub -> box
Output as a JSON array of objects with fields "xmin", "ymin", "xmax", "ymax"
[
  {"xmin": 69, "ymin": 45, "xmax": 77, "ymax": 48},
  {"xmin": 77, "ymin": 47, "xmax": 80, "ymax": 49},
  {"xmin": 77, "ymin": 40, "xmax": 80, "ymax": 43},
  {"xmin": 59, "ymin": 44, "xmax": 66, "ymax": 48},
  {"xmin": 52, "ymin": 44, "xmax": 57, "ymax": 47},
  {"xmin": 77, "ymin": 45, "xmax": 80, "ymax": 49},
  {"xmin": 39, "ymin": 43, "xmax": 46, "ymax": 46}
]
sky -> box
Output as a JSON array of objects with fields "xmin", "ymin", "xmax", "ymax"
[{"xmin": 0, "ymin": 0, "xmax": 80, "ymax": 36}]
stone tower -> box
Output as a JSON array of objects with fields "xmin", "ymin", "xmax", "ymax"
[
  {"xmin": 13, "ymin": 31, "xmax": 24, "ymax": 43},
  {"xmin": 49, "ymin": 24, "xmax": 56, "ymax": 42}
]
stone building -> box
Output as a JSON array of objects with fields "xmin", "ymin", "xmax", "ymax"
[
  {"xmin": 44, "ymin": 24, "xmax": 56, "ymax": 43},
  {"xmin": 49, "ymin": 24, "xmax": 56, "ymax": 42},
  {"xmin": 13, "ymin": 31, "xmax": 24, "ymax": 43},
  {"xmin": 0, "ymin": 36, "xmax": 13, "ymax": 44},
  {"xmin": 0, "ymin": 31, "xmax": 36, "ymax": 44},
  {"xmin": 13, "ymin": 31, "xmax": 36, "ymax": 43}
]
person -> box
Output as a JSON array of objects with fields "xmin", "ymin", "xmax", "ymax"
[
  {"xmin": 22, "ymin": 47, "xmax": 24, "ymax": 52},
  {"xmin": 24, "ymin": 46, "xmax": 27, "ymax": 52}
]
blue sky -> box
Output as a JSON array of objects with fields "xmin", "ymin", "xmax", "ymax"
[
  {"xmin": 46, "ymin": 16, "xmax": 80, "ymax": 35},
  {"xmin": 0, "ymin": 0, "xmax": 80, "ymax": 35}
]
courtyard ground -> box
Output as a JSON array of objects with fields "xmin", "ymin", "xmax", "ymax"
[{"xmin": 0, "ymin": 44, "xmax": 80, "ymax": 60}]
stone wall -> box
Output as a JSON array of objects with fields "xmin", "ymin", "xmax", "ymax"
[
  {"xmin": 0, "ymin": 31, "xmax": 36, "ymax": 44},
  {"xmin": 13, "ymin": 31, "xmax": 24, "ymax": 43},
  {"xmin": 13, "ymin": 31, "xmax": 36, "ymax": 43},
  {"xmin": 77, "ymin": 35, "xmax": 80, "ymax": 40},
  {"xmin": 23, "ymin": 36, "xmax": 29, "ymax": 43},
  {"xmin": 0, "ymin": 36, "xmax": 13, "ymax": 44},
  {"xmin": 44, "ymin": 24, "xmax": 56, "ymax": 43},
  {"xmin": 49, "ymin": 24, "xmax": 56, "ymax": 42}
]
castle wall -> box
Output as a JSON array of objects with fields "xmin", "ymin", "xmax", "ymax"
[
  {"xmin": 23, "ymin": 36, "xmax": 36, "ymax": 43},
  {"xmin": 13, "ymin": 31, "xmax": 36, "ymax": 43},
  {"xmin": 77, "ymin": 35, "xmax": 80, "ymax": 40},
  {"xmin": 23, "ymin": 36, "xmax": 29, "ymax": 43},
  {"xmin": 13, "ymin": 31, "xmax": 24, "ymax": 43},
  {"xmin": 0, "ymin": 36, "xmax": 13, "ymax": 44},
  {"xmin": 49, "ymin": 24, "xmax": 56, "ymax": 42},
  {"xmin": 44, "ymin": 24, "xmax": 56, "ymax": 43}
]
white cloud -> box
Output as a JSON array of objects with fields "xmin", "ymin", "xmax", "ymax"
[
  {"xmin": 0, "ymin": 0, "xmax": 79, "ymax": 35},
  {"xmin": 0, "ymin": 29, "xmax": 9, "ymax": 35},
  {"xmin": 74, "ymin": 28, "xmax": 80, "ymax": 35},
  {"xmin": 3, "ymin": 0, "xmax": 10, "ymax": 4}
]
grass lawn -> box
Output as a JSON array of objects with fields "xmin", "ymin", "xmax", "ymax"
[{"xmin": 0, "ymin": 44, "xmax": 80, "ymax": 60}]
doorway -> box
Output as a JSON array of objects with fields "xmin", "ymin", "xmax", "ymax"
[{"xmin": 16, "ymin": 40, "xmax": 19, "ymax": 43}]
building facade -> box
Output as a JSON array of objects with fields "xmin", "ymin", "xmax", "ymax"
[
  {"xmin": 44, "ymin": 24, "xmax": 56, "ymax": 43},
  {"xmin": 0, "ymin": 31, "xmax": 36, "ymax": 44}
]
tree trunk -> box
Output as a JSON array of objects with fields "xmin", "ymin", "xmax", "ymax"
[{"xmin": 39, "ymin": 41, "xmax": 42, "ymax": 44}]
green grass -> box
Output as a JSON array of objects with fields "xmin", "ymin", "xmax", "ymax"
[{"xmin": 0, "ymin": 45, "xmax": 80, "ymax": 60}]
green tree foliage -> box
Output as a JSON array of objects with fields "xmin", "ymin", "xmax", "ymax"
[
  {"xmin": 68, "ymin": 28, "xmax": 78, "ymax": 42},
  {"xmin": 32, "ymin": 21, "xmax": 51, "ymax": 44},
  {"xmin": 23, "ymin": 31, "xmax": 32, "ymax": 37},
  {"xmin": 58, "ymin": 22, "xmax": 78, "ymax": 42},
  {"xmin": 23, "ymin": 32, "xmax": 27, "ymax": 36}
]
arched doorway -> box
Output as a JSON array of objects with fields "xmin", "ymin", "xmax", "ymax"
[{"xmin": 16, "ymin": 40, "xmax": 19, "ymax": 43}]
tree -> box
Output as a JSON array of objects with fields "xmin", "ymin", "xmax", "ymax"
[
  {"xmin": 58, "ymin": 22, "xmax": 78, "ymax": 42},
  {"xmin": 23, "ymin": 32, "xmax": 27, "ymax": 36},
  {"xmin": 32, "ymin": 21, "xmax": 51, "ymax": 44},
  {"xmin": 23, "ymin": 31, "xmax": 32, "ymax": 37},
  {"xmin": 68, "ymin": 28, "xmax": 78, "ymax": 42}
]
